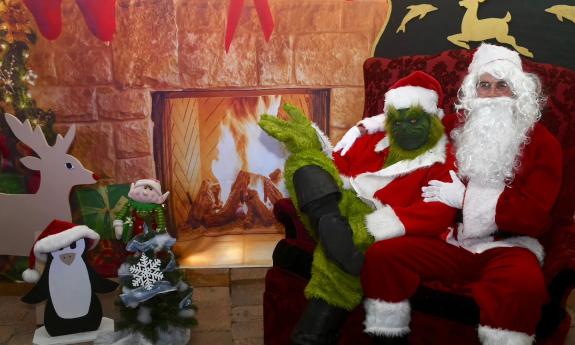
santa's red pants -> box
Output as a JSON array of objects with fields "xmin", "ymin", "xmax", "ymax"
[{"xmin": 361, "ymin": 236, "xmax": 547, "ymax": 335}]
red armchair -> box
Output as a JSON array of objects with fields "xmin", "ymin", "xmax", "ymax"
[{"xmin": 263, "ymin": 49, "xmax": 575, "ymax": 345}]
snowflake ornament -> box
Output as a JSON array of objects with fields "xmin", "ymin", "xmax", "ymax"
[{"xmin": 129, "ymin": 253, "xmax": 164, "ymax": 290}]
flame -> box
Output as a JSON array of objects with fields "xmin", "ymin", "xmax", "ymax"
[{"xmin": 211, "ymin": 96, "xmax": 288, "ymax": 205}]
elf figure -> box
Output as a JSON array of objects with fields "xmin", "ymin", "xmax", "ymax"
[
  {"xmin": 113, "ymin": 179, "xmax": 169, "ymax": 243},
  {"xmin": 259, "ymin": 72, "xmax": 458, "ymax": 345}
]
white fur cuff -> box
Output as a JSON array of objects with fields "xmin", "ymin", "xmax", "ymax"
[
  {"xmin": 363, "ymin": 298, "xmax": 411, "ymax": 336},
  {"xmin": 366, "ymin": 206, "xmax": 405, "ymax": 241},
  {"xmin": 478, "ymin": 325, "xmax": 534, "ymax": 345},
  {"xmin": 359, "ymin": 113, "xmax": 386, "ymax": 134}
]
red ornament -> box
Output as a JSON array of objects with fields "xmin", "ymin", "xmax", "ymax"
[
  {"xmin": 23, "ymin": 0, "xmax": 63, "ymax": 40},
  {"xmin": 75, "ymin": 0, "xmax": 116, "ymax": 42}
]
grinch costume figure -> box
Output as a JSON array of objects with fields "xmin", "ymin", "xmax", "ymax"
[
  {"xmin": 114, "ymin": 179, "xmax": 170, "ymax": 243},
  {"xmin": 259, "ymin": 72, "xmax": 458, "ymax": 345}
]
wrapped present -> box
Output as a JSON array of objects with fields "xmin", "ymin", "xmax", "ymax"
[
  {"xmin": 72, "ymin": 184, "xmax": 131, "ymax": 240},
  {"xmin": 87, "ymin": 239, "xmax": 128, "ymax": 278},
  {"xmin": 0, "ymin": 172, "xmax": 26, "ymax": 194}
]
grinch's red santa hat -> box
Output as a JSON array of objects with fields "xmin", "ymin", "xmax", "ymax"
[
  {"xmin": 133, "ymin": 178, "xmax": 163, "ymax": 195},
  {"xmin": 468, "ymin": 43, "xmax": 523, "ymax": 74},
  {"xmin": 384, "ymin": 71, "xmax": 444, "ymax": 118},
  {"xmin": 22, "ymin": 220, "xmax": 100, "ymax": 283}
]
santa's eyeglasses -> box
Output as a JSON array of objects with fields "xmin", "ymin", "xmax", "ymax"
[{"xmin": 476, "ymin": 80, "xmax": 512, "ymax": 95}]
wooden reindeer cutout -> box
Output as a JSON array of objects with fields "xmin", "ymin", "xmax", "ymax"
[
  {"xmin": 448, "ymin": 0, "xmax": 533, "ymax": 57},
  {"xmin": 0, "ymin": 113, "xmax": 97, "ymax": 256}
]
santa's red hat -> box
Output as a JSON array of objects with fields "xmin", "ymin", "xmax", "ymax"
[
  {"xmin": 22, "ymin": 220, "xmax": 100, "ymax": 283},
  {"xmin": 384, "ymin": 71, "xmax": 444, "ymax": 118}
]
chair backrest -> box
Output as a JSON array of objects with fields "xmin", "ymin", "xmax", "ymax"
[{"xmin": 362, "ymin": 49, "xmax": 575, "ymax": 228}]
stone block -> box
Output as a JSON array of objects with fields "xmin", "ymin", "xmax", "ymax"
[
  {"xmin": 193, "ymin": 287, "xmax": 232, "ymax": 332},
  {"xmin": 231, "ymin": 279, "xmax": 264, "ymax": 307},
  {"xmin": 28, "ymin": 51, "xmax": 57, "ymax": 86},
  {"xmin": 330, "ymin": 87, "xmax": 365, "ymax": 129},
  {"xmin": 113, "ymin": 119, "xmax": 153, "ymax": 159},
  {"xmin": 176, "ymin": 0, "xmax": 227, "ymax": 33},
  {"xmin": 274, "ymin": 1, "xmax": 342, "ymax": 34},
  {"xmin": 295, "ymin": 33, "xmax": 370, "ymax": 86},
  {"xmin": 230, "ymin": 268, "xmax": 268, "ymax": 281},
  {"xmin": 115, "ymin": 156, "xmax": 156, "ymax": 184},
  {"xmin": 53, "ymin": 122, "xmax": 116, "ymax": 183},
  {"xmin": 179, "ymin": 33, "xmax": 258, "ymax": 87},
  {"xmin": 231, "ymin": 318, "xmax": 263, "ymax": 340},
  {"xmin": 113, "ymin": 0, "xmax": 179, "ymax": 87},
  {"xmin": 55, "ymin": 49, "xmax": 113, "ymax": 85},
  {"xmin": 258, "ymin": 35, "xmax": 293, "ymax": 86},
  {"xmin": 342, "ymin": 0, "xmax": 382, "ymax": 33},
  {"xmin": 185, "ymin": 268, "xmax": 231, "ymax": 287},
  {"xmin": 231, "ymin": 306, "xmax": 263, "ymax": 323},
  {"xmin": 98, "ymin": 88, "xmax": 152, "ymax": 120},
  {"xmin": 31, "ymin": 87, "xmax": 97, "ymax": 122},
  {"xmin": 330, "ymin": 126, "xmax": 348, "ymax": 144}
]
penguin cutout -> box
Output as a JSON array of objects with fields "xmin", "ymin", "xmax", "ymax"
[{"xmin": 21, "ymin": 221, "xmax": 118, "ymax": 336}]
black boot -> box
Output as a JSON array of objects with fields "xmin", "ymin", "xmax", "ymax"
[
  {"xmin": 293, "ymin": 165, "xmax": 364, "ymax": 275},
  {"xmin": 371, "ymin": 335, "xmax": 409, "ymax": 345},
  {"xmin": 291, "ymin": 298, "xmax": 349, "ymax": 345}
]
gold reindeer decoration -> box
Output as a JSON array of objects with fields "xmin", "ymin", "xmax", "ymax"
[
  {"xmin": 396, "ymin": 4, "xmax": 438, "ymax": 33},
  {"xmin": 447, "ymin": 0, "xmax": 533, "ymax": 57},
  {"xmin": 545, "ymin": 5, "xmax": 575, "ymax": 24}
]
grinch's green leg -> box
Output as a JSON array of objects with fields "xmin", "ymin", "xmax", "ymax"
[{"xmin": 286, "ymin": 153, "xmax": 373, "ymax": 344}]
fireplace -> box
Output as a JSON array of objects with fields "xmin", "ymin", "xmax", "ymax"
[{"xmin": 152, "ymin": 89, "xmax": 329, "ymax": 262}]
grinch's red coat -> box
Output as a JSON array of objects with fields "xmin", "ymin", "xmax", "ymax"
[{"xmin": 332, "ymin": 131, "xmax": 457, "ymax": 242}]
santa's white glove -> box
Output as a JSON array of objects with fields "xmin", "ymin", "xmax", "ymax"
[
  {"xmin": 334, "ymin": 126, "xmax": 361, "ymax": 156},
  {"xmin": 421, "ymin": 170, "xmax": 465, "ymax": 209},
  {"xmin": 113, "ymin": 219, "xmax": 124, "ymax": 240}
]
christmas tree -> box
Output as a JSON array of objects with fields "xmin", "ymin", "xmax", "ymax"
[
  {"xmin": 0, "ymin": 0, "xmax": 56, "ymax": 194},
  {"xmin": 102, "ymin": 230, "xmax": 197, "ymax": 345}
]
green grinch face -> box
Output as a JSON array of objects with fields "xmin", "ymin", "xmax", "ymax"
[{"xmin": 387, "ymin": 106, "xmax": 431, "ymax": 151}]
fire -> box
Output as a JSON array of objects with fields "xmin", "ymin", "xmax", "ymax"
[{"xmin": 211, "ymin": 96, "xmax": 287, "ymax": 207}]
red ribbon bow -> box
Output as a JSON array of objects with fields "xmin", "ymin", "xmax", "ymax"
[{"xmin": 225, "ymin": 0, "xmax": 275, "ymax": 53}]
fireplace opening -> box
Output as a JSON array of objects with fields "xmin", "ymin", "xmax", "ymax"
[{"xmin": 152, "ymin": 89, "xmax": 330, "ymax": 267}]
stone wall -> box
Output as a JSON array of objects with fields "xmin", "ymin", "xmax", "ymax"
[{"xmin": 27, "ymin": 0, "xmax": 389, "ymax": 184}]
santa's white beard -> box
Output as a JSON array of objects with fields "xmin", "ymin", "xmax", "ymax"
[{"xmin": 452, "ymin": 97, "xmax": 535, "ymax": 186}]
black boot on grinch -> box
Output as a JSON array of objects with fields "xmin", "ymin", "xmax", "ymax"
[
  {"xmin": 293, "ymin": 165, "xmax": 364, "ymax": 275},
  {"xmin": 291, "ymin": 298, "xmax": 348, "ymax": 345}
]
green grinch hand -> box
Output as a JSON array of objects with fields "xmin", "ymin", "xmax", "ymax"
[{"xmin": 259, "ymin": 103, "xmax": 322, "ymax": 153}]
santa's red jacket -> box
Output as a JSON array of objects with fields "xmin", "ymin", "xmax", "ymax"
[{"xmin": 442, "ymin": 113, "xmax": 563, "ymax": 262}]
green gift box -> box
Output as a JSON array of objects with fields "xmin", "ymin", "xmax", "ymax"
[
  {"xmin": 0, "ymin": 172, "xmax": 26, "ymax": 194},
  {"xmin": 72, "ymin": 184, "xmax": 131, "ymax": 240}
]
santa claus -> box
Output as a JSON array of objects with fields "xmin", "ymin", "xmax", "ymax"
[{"xmin": 336, "ymin": 43, "xmax": 563, "ymax": 345}]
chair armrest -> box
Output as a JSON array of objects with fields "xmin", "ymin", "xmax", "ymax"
[
  {"xmin": 542, "ymin": 224, "xmax": 575, "ymax": 303},
  {"xmin": 273, "ymin": 198, "xmax": 315, "ymax": 245}
]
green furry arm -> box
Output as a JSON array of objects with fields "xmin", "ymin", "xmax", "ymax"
[{"xmin": 259, "ymin": 103, "xmax": 323, "ymax": 153}]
